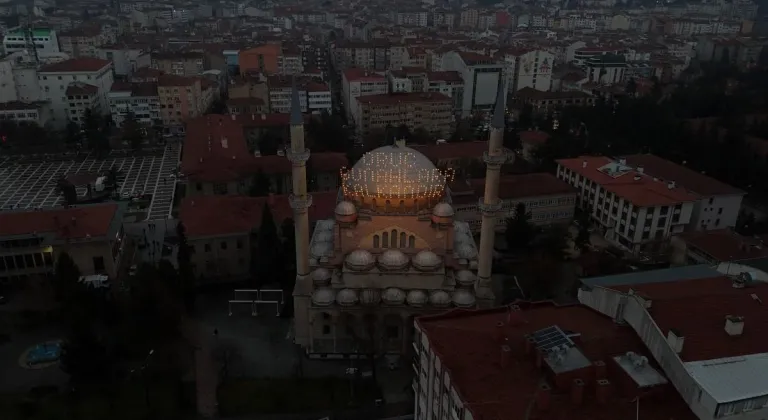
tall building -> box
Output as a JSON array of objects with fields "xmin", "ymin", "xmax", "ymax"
[
  {"xmin": 353, "ymin": 92, "xmax": 454, "ymax": 139},
  {"xmin": 38, "ymin": 58, "xmax": 114, "ymax": 128},
  {"xmin": 441, "ymin": 51, "xmax": 507, "ymax": 117},
  {"xmin": 291, "ymin": 83, "xmax": 508, "ymax": 357},
  {"xmin": 2, "ymin": 27, "xmax": 60, "ymax": 59}
]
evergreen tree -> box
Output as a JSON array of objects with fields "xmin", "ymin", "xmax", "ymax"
[
  {"xmin": 122, "ymin": 111, "xmax": 144, "ymax": 151},
  {"xmin": 54, "ymin": 252, "xmax": 81, "ymax": 306},
  {"xmin": 176, "ymin": 222, "xmax": 196, "ymax": 312},
  {"xmin": 64, "ymin": 121, "xmax": 81, "ymax": 146},
  {"xmin": 253, "ymin": 203, "xmax": 281, "ymax": 288},
  {"xmin": 83, "ymin": 109, "xmax": 110, "ymax": 155},
  {"xmin": 505, "ymin": 203, "xmax": 535, "ymax": 252}
]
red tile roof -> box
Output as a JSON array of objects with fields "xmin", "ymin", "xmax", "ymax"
[
  {"xmin": 343, "ymin": 68, "xmax": 386, "ymax": 82},
  {"xmin": 65, "ymin": 83, "xmax": 99, "ymax": 96},
  {"xmin": 40, "ymin": 58, "xmax": 111, "ymax": 73},
  {"xmin": 472, "ymin": 173, "xmax": 578, "ymax": 200},
  {"xmin": 622, "ymin": 154, "xmax": 743, "ymax": 197},
  {"xmin": 557, "ymin": 156, "xmax": 700, "ymax": 207},
  {"xmin": 179, "ymin": 192, "xmax": 337, "ymax": 237},
  {"xmin": 607, "ymin": 276, "xmax": 768, "ymax": 362},
  {"xmin": 675, "ymin": 229, "xmax": 768, "ymax": 262},
  {"xmin": 158, "ymin": 74, "xmax": 198, "ymax": 87},
  {"xmin": 0, "ymin": 204, "xmax": 119, "ymax": 240},
  {"xmin": 417, "ymin": 302, "xmax": 696, "ymax": 420},
  {"xmin": 426, "ymin": 71, "xmax": 462, "ymax": 83},
  {"xmin": 356, "ymin": 92, "xmax": 451, "ymax": 106},
  {"xmin": 520, "ymin": 129, "xmax": 550, "ymax": 145}
]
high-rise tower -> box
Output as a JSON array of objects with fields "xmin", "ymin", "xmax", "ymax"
[
  {"xmin": 475, "ymin": 79, "xmax": 509, "ymax": 307},
  {"xmin": 288, "ymin": 79, "xmax": 313, "ymax": 345}
]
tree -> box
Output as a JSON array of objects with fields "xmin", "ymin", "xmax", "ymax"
[
  {"xmin": 54, "ymin": 252, "xmax": 81, "ymax": 306},
  {"xmin": 105, "ymin": 166, "xmax": 120, "ymax": 191},
  {"xmin": 83, "ymin": 109, "xmax": 110, "ymax": 155},
  {"xmin": 626, "ymin": 78, "xmax": 637, "ymax": 96},
  {"xmin": 122, "ymin": 111, "xmax": 144, "ymax": 151},
  {"xmin": 505, "ymin": 203, "xmax": 535, "ymax": 252},
  {"xmin": 176, "ymin": 222, "xmax": 196, "ymax": 312},
  {"xmin": 64, "ymin": 121, "xmax": 81, "ymax": 146},
  {"xmin": 257, "ymin": 132, "xmax": 279, "ymax": 156},
  {"xmin": 128, "ymin": 263, "xmax": 183, "ymax": 347},
  {"xmin": 56, "ymin": 177, "xmax": 78, "ymax": 205},
  {"xmin": 60, "ymin": 324, "xmax": 113, "ymax": 386},
  {"xmin": 534, "ymin": 225, "xmax": 570, "ymax": 261},
  {"xmin": 253, "ymin": 203, "xmax": 281, "ymax": 288},
  {"xmin": 249, "ymin": 170, "xmax": 271, "ymax": 197},
  {"xmin": 574, "ymin": 211, "xmax": 591, "ymax": 251}
]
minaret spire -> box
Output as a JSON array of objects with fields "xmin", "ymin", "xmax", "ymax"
[
  {"xmin": 288, "ymin": 77, "xmax": 313, "ymax": 340},
  {"xmin": 475, "ymin": 76, "xmax": 508, "ymax": 307}
]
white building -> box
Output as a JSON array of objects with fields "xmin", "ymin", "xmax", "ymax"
[
  {"xmin": 387, "ymin": 71, "xmax": 413, "ymax": 93},
  {"xmin": 556, "ymin": 156, "xmax": 698, "ymax": 254},
  {"xmin": 97, "ymin": 46, "xmax": 151, "ymax": 78},
  {"xmin": 278, "ymin": 52, "xmax": 304, "ymax": 76},
  {"xmin": 342, "ymin": 68, "xmax": 388, "ymax": 123},
  {"xmin": 306, "ymin": 82, "xmax": 332, "ymax": 114},
  {"xmin": 441, "ymin": 51, "xmax": 507, "ymax": 118},
  {"xmin": 2, "ymin": 27, "xmax": 60, "ymax": 59},
  {"xmin": 0, "ymin": 101, "xmax": 53, "ymax": 126},
  {"xmin": 38, "ymin": 58, "xmax": 114, "ymax": 128},
  {"xmin": 108, "ymin": 82, "xmax": 160, "ymax": 127},
  {"xmin": 498, "ymin": 48, "xmax": 553, "ymax": 92}
]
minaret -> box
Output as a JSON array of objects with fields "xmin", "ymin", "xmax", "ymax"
[
  {"xmin": 476, "ymin": 78, "xmax": 509, "ymax": 307},
  {"xmin": 287, "ymin": 79, "xmax": 313, "ymax": 346}
]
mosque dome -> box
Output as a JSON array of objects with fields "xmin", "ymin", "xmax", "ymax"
[
  {"xmin": 312, "ymin": 268, "xmax": 332, "ymax": 286},
  {"xmin": 378, "ymin": 249, "xmax": 410, "ymax": 271},
  {"xmin": 382, "ymin": 288, "xmax": 406, "ymax": 305},
  {"xmin": 336, "ymin": 289, "xmax": 358, "ymax": 307},
  {"xmin": 335, "ymin": 201, "xmax": 357, "ymax": 216},
  {"xmin": 452, "ymin": 289, "xmax": 476, "ymax": 308},
  {"xmin": 455, "ymin": 270, "xmax": 476, "ymax": 286},
  {"xmin": 433, "ymin": 202, "xmax": 455, "ymax": 218},
  {"xmin": 345, "ymin": 249, "xmax": 376, "ymax": 271},
  {"xmin": 311, "ymin": 288, "xmax": 335, "ymax": 307},
  {"xmin": 406, "ymin": 290, "xmax": 428, "ymax": 307},
  {"xmin": 412, "ymin": 250, "xmax": 442, "ymax": 271},
  {"xmin": 429, "ymin": 290, "xmax": 451, "ymax": 308},
  {"xmin": 341, "ymin": 144, "xmax": 448, "ymax": 199}
]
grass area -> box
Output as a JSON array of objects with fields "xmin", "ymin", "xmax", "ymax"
[
  {"xmin": 0, "ymin": 381, "xmax": 192, "ymax": 420},
  {"xmin": 218, "ymin": 377, "xmax": 381, "ymax": 416}
]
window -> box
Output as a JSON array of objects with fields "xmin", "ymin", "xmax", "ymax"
[
  {"xmin": 220, "ymin": 241, "xmax": 227, "ymax": 250},
  {"xmin": 743, "ymin": 400, "xmax": 756, "ymax": 412},
  {"xmin": 400, "ymin": 232, "xmax": 406, "ymax": 248},
  {"xmin": 92, "ymin": 256, "xmax": 105, "ymax": 272},
  {"xmin": 382, "ymin": 232, "xmax": 389, "ymax": 248},
  {"xmin": 204, "ymin": 243, "xmax": 211, "ymax": 252},
  {"xmin": 373, "ymin": 235, "xmax": 380, "ymax": 248},
  {"xmin": 391, "ymin": 229, "xmax": 398, "ymax": 248},
  {"xmin": 409, "ymin": 235, "xmax": 416, "ymax": 248}
]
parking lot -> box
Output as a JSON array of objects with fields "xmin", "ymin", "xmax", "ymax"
[{"xmin": 0, "ymin": 143, "xmax": 182, "ymax": 221}]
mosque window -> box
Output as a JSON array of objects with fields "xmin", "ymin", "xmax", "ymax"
[
  {"xmin": 400, "ymin": 232, "xmax": 406, "ymax": 248},
  {"xmin": 409, "ymin": 235, "xmax": 415, "ymax": 248},
  {"xmin": 391, "ymin": 230, "xmax": 398, "ymax": 248},
  {"xmin": 373, "ymin": 235, "xmax": 380, "ymax": 248},
  {"xmin": 383, "ymin": 232, "xmax": 389, "ymax": 248}
]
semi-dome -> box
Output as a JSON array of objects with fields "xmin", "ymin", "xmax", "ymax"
[
  {"xmin": 433, "ymin": 202, "xmax": 455, "ymax": 217},
  {"xmin": 429, "ymin": 290, "xmax": 451, "ymax": 308},
  {"xmin": 452, "ymin": 289, "xmax": 476, "ymax": 308},
  {"xmin": 312, "ymin": 288, "xmax": 335, "ymax": 307},
  {"xmin": 311, "ymin": 242, "xmax": 333, "ymax": 259},
  {"xmin": 406, "ymin": 290, "xmax": 428, "ymax": 307},
  {"xmin": 378, "ymin": 249, "xmax": 410, "ymax": 271},
  {"xmin": 335, "ymin": 201, "xmax": 357, "ymax": 216},
  {"xmin": 455, "ymin": 270, "xmax": 476, "ymax": 286},
  {"xmin": 456, "ymin": 243, "xmax": 478, "ymax": 259},
  {"xmin": 312, "ymin": 268, "xmax": 332, "ymax": 286},
  {"xmin": 360, "ymin": 289, "xmax": 381, "ymax": 306},
  {"xmin": 382, "ymin": 287, "xmax": 406, "ymax": 305},
  {"xmin": 336, "ymin": 289, "xmax": 358, "ymax": 307},
  {"xmin": 345, "ymin": 249, "xmax": 375, "ymax": 271},
  {"xmin": 341, "ymin": 144, "xmax": 448, "ymax": 198},
  {"xmin": 412, "ymin": 250, "xmax": 442, "ymax": 271}
]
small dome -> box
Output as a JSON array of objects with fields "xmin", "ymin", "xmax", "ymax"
[
  {"xmin": 312, "ymin": 268, "xmax": 332, "ymax": 286},
  {"xmin": 456, "ymin": 243, "xmax": 478, "ymax": 259},
  {"xmin": 406, "ymin": 290, "xmax": 428, "ymax": 307},
  {"xmin": 412, "ymin": 250, "xmax": 442, "ymax": 271},
  {"xmin": 312, "ymin": 288, "xmax": 335, "ymax": 307},
  {"xmin": 429, "ymin": 290, "xmax": 451, "ymax": 308},
  {"xmin": 335, "ymin": 201, "xmax": 357, "ymax": 216},
  {"xmin": 433, "ymin": 202, "xmax": 455, "ymax": 217},
  {"xmin": 345, "ymin": 249, "xmax": 376, "ymax": 271},
  {"xmin": 360, "ymin": 289, "xmax": 381, "ymax": 306},
  {"xmin": 311, "ymin": 242, "xmax": 333, "ymax": 259},
  {"xmin": 378, "ymin": 249, "xmax": 410, "ymax": 271},
  {"xmin": 452, "ymin": 289, "xmax": 476, "ymax": 308},
  {"xmin": 382, "ymin": 287, "xmax": 406, "ymax": 305},
  {"xmin": 336, "ymin": 289, "xmax": 358, "ymax": 307},
  {"xmin": 455, "ymin": 270, "xmax": 476, "ymax": 286}
]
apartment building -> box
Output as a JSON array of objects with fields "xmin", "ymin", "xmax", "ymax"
[
  {"xmin": 425, "ymin": 71, "xmax": 464, "ymax": 112},
  {"xmin": 151, "ymin": 52, "xmax": 205, "ymax": 77},
  {"xmin": 450, "ymin": 173, "xmax": 577, "ymax": 232},
  {"xmin": 342, "ymin": 68, "xmax": 388, "ymax": 124},
  {"xmin": 557, "ymin": 156, "xmax": 699, "ymax": 253},
  {"xmin": 0, "ymin": 101, "xmax": 53, "ymax": 127},
  {"xmin": 441, "ymin": 51, "xmax": 507, "ymax": 117},
  {"xmin": 0, "ymin": 204, "xmax": 127, "ymax": 288},
  {"xmin": 65, "ymin": 82, "xmax": 101, "ymax": 123},
  {"xmin": 108, "ymin": 82, "xmax": 160, "ymax": 127},
  {"xmin": 2, "ymin": 27, "xmax": 60, "ymax": 58},
  {"xmin": 59, "ymin": 25, "xmax": 115, "ymax": 58},
  {"xmin": 228, "ymin": 75, "xmax": 270, "ymax": 111},
  {"xmin": 511, "ymin": 88, "xmax": 595, "ymax": 112},
  {"xmin": 585, "ymin": 54, "xmax": 628, "ymax": 84},
  {"xmin": 353, "ymin": 92, "xmax": 453, "ymax": 139},
  {"xmin": 622, "ymin": 154, "xmax": 745, "ymax": 231},
  {"xmin": 332, "ymin": 41, "xmax": 391, "ymax": 71},
  {"xmin": 268, "ymin": 76, "xmax": 307, "ymax": 114},
  {"xmin": 306, "ymin": 82, "xmax": 332, "ymax": 114},
  {"xmin": 97, "ymin": 45, "xmax": 151, "ymax": 77},
  {"xmin": 497, "ymin": 48, "xmax": 554, "ymax": 92},
  {"xmin": 38, "ymin": 58, "xmax": 114, "ymax": 128},
  {"xmin": 157, "ymin": 74, "xmax": 215, "ymax": 131},
  {"xmin": 239, "ymin": 44, "xmax": 280, "ymax": 75},
  {"xmin": 277, "ymin": 47, "xmax": 304, "ymax": 75}
]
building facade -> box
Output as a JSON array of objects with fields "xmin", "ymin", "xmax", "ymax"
[
  {"xmin": 108, "ymin": 82, "xmax": 160, "ymax": 127},
  {"xmin": 38, "ymin": 58, "xmax": 114, "ymax": 128},
  {"xmin": 353, "ymin": 92, "xmax": 454, "ymax": 139}
]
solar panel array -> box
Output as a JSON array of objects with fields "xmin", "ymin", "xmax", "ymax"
[{"xmin": 530, "ymin": 325, "xmax": 574, "ymax": 353}]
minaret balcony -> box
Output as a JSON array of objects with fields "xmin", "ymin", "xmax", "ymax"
[
  {"xmin": 289, "ymin": 194, "xmax": 313, "ymax": 211},
  {"xmin": 478, "ymin": 199, "xmax": 502, "ymax": 215},
  {"xmin": 483, "ymin": 150, "xmax": 508, "ymax": 167},
  {"xmin": 287, "ymin": 148, "xmax": 311, "ymax": 165}
]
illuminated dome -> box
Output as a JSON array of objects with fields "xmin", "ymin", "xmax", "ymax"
[
  {"xmin": 429, "ymin": 290, "xmax": 451, "ymax": 308},
  {"xmin": 455, "ymin": 270, "xmax": 476, "ymax": 286},
  {"xmin": 412, "ymin": 250, "xmax": 442, "ymax": 271},
  {"xmin": 406, "ymin": 290, "xmax": 428, "ymax": 307},
  {"xmin": 452, "ymin": 289, "xmax": 476, "ymax": 308},
  {"xmin": 312, "ymin": 268, "xmax": 332, "ymax": 286},
  {"xmin": 342, "ymin": 144, "xmax": 452, "ymax": 198},
  {"xmin": 378, "ymin": 249, "xmax": 410, "ymax": 271},
  {"xmin": 335, "ymin": 201, "xmax": 357, "ymax": 216},
  {"xmin": 312, "ymin": 288, "xmax": 335, "ymax": 307},
  {"xmin": 382, "ymin": 288, "xmax": 406, "ymax": 305},
  {"xmin": 433, "ymin": 202, "xmax": 455, "ymax": 217},
  {"xmin": 336, "ymin": 289, "xmax": 358, "ymax": 307},
  {"xmin": 345, "ymin": 249, "xmax": 376, "ymax": 271}
]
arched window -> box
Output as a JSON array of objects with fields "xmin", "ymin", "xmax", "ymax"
[
  {"xmin": 399, "ymin": 200, "xmax": 405, "ymax": 211},
  {"xmin": 385, "ymin": 200, "xmax": 391, "ymax": 212},
  {"xmin": 399, "ymin": 232, "xmax": 406, "ymax": 248},
  {"xmin": 373, "ymin": 235, "xmax": 380, "ymax": 248},
  {"xmin": 391, "ymin": 229, "xmax": 398, "ymax": 248},
  {"xmin": 382, "ymin": 232, "xmax": 389, "ymax": 248},
  {"xmin": 409, "ymin": 235, "xmax": 416, "ymax": 248}
]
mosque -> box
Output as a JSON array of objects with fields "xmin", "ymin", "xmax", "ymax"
[{"xmin": 286, "ymin": 81, "xmax": 509, "ymax": 358}]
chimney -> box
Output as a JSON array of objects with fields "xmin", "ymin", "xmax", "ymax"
[
  {"xmin": 582, "ymin": 160, "xmax": 587, "ymax": 168},
  {"xmin": 495, "ymin": 321, "xmax": 506, "ymax": 343},
  {"xmin": 593, "ymin": 360, "xmax": 607, "ymax": 379},
  {"xmin": 724, "ymin": 315, "xmax": 745, "ymax": 336},
  {"xmin": 524, "ymin": 335, "xmax": 536, "ymax": 355},
  {"xmin": 637, "ymin": 166, "xmax": 644, "ymax": 174},
  {"xmin": 571, "ymin": 379, "xmax": 585, "ymax": 405},
  {"xmin": 500, "ymin": 345, "xmax": 511, "ymax": 369},
  {"xmin": 667, "ymin": 329, "xmax": 684, "ymax": 353},
  {"xmin": 667, "ymin": 181, "xmax": 676, "ymax": 189},
  {"xmin": 596, "ymin": 379, "xmax": 611, "ymax": 404},
  {"xmin": 536, "ymin": 383, "xmax": 551, "ymax": 411}
]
